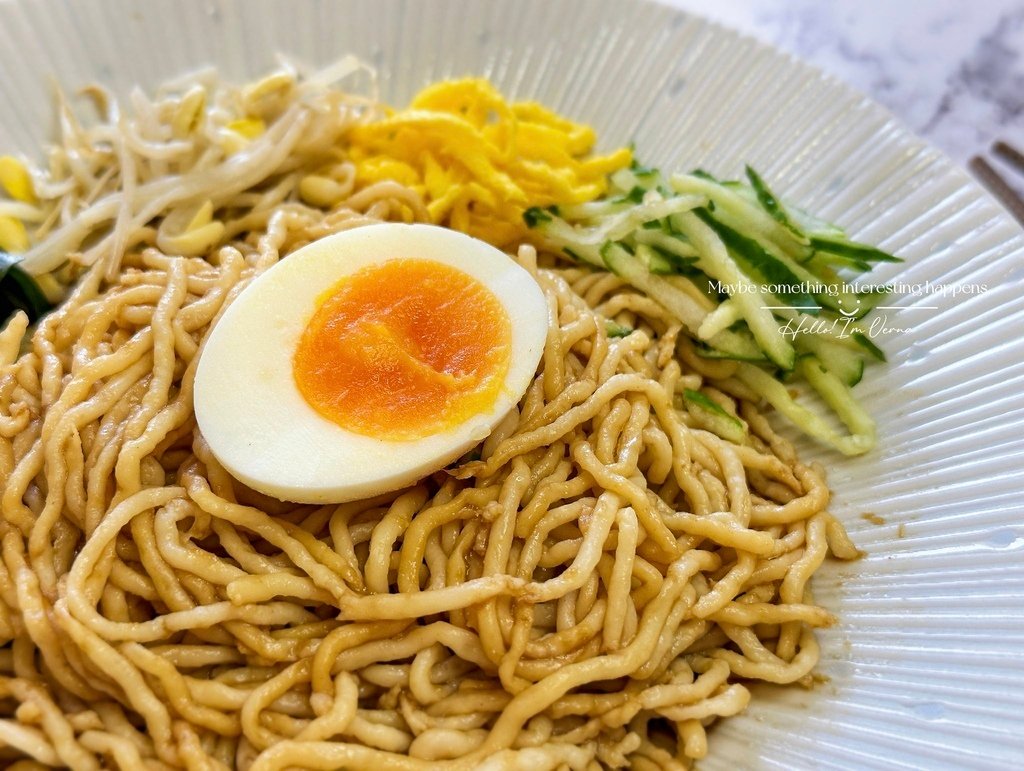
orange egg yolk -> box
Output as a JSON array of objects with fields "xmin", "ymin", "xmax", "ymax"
[{"xmin": 293, "ymin": 258, "xmax": 512, "ymax": 441}]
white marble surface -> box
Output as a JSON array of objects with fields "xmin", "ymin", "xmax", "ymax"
[{"xmin": 661, "ymin": 0, "xmax": 1024, "ymax": 174}]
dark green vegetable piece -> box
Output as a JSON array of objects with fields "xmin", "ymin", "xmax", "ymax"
[
  {"xmin": 606, "ymin": 321, "xmax": 634, "ymax": 338},
  {"xmin": 682, "ymin": 388, "xmax": 746, "ymax": 442},
  {"xmin": 1, "ymin": 252, "xmax": 52, "ymax": 324},
  {"xmin": 563, "ymin": 246, "xmax": 584, "ymax": 262},
  {"xmin": 691, "ymin": 168, "xmax": 720, "ymax": 182},
  {"xmin": 612, "ymin": 186, "xmax": 646, "ymax": 204},
  {"xmin": 745, "ymin": 165, "xmax": 803, "ymax": 237},
  {"xmin": 629, "ymin": 159, "xmax": 658, "ymax": 177},
  {"xmin": 683, "ymin": 388, "xmax": 733, "ymax": 418},
  {"xmin": 852, "ymin": 332, "xmax": 886, "ymax": 362},
  {"xmin": 810, "ymin": 236, "xmax": 902, "ymax": 265},
  {"xmin": 523, "ymin": 206, "xmax": 552, "ymax": 228}
]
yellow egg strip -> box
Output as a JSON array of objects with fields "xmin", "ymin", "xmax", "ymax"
[
  {"xmin": 0, "ymin": 215, "xmax": 29, "ymax": 253},
  {"xmin": 345, "ymin": 79, "xmax": 631, "ymax": 246},
  {"xmin": 0, "ymin": 156, "xmax": 37, "ymax": 203}
]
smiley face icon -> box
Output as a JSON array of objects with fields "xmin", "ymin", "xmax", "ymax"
[{"xmin": 837, "ymin": 295, "xmax": 863, "ymax": 318}]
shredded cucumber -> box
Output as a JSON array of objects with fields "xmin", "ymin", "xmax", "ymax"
[
  {"xmin": 745, "ymin": 165, "xmax": 803, "ymax": 239},
  {"xmin": 605, "ymin": 321, "xmax": 634, "ymax": 338},
  {"xmin": 697, "ymin": 299, "xmax": 743, "ymax": 340},
  {"xmin": 694, "ymin": 210, "xmax": 818, "ymax": 312},
  {"xmin": 600, "ymin": 242, "xmax": 708, "ymax": 332},
  {"xmin": 737, "ymin": 362, "xmax": 875, "ymax": 456},
  {"xmin": 671, "ymin": 173, "xmax": 810, "ymax": 260},
  {"xmin": 682, "ymin": 388, "xmax": 747, "ymax": 444},
  {"xmin": 672, "ymin": 211, "xmax": 796, "ymax": 370},
  {"xmin": 601, "ymin": 242, "xmax": 767, "ymax": 361},
  {"xmin": 523, "ymin": 162, "xmax": 899, "ymax": 455},
  {"xmin": 795, "ymin": 335, "xmax": 864, "ymax": 386}
]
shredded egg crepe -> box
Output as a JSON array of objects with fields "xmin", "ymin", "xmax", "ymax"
[{"xmin": 347, "ymin": 78, "xmax": 632, "ymax": 245}]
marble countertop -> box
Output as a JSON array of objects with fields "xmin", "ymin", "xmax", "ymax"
[{"xmin": 661, "ymin": 0, "xmax": 1022, "ymax": 181}]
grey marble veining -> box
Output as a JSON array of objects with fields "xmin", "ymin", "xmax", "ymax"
[{"xmin": 662, "ymin": 0, "xmax": 1024, "ymax": 173}]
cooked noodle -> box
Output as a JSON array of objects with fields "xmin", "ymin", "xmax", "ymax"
[{"xmin": 0, "ymin": 65, "xmax": 859, "ymax": 770}]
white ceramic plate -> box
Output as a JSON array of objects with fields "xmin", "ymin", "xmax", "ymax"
[{"xmin": 1, "ymin": 0, "xmax": 1022, "ymax": 768}]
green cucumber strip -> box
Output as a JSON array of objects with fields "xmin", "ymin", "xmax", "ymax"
[
  {"xmin": 807, "ymin": 250, "xmax": 871, "ymax": 273},
  {"xmin": 682, "ymin": 388, "xmax": 732, "ymax": 416},
  {"xmin": 602, "ymin": 241, "xmax": 758, "ymax": 359},
  {"xmin": 671, "ymin": 173, "xmax": 811, "ymax": 258},
  {"xmin": 606, "ymin": 321, "xmax": 634, "ymax": 338},
  {"xmin": 562, "ymin": 246, "xmax": 590, "ymax": 264},
  {"xmin": 609, "ymin": 168, "xmax": 639, "ymax": 192},
  {"xmin": 853, "ymin": 332, "xmax": 886, "ymax": 362},
  {"xmin": 794, "ymin": 335, "xmax": 865, "ymax": 387},
  {"xmin": 745, "ymin": 165, "xmax": 803, "ymax": 238},
  {"xmin": 810, "ymin": 236, "xmax": 901, "ymax": 264},
  {"xmin": 653, "ymin": 244, "xmax": 698, "ymax": 271},
  {"xmin": 611, "ymin": 186, "xmax": 646, "ymax": 204},
  {"xmin": 554, "ymin": 199, "xmax": 633, "ymax": 222},
  {"xmin": 561, "ymin": 243, "xmax": 602, "ymax": 266},
  {"xmin": 636, "ymin": 243, "xmax": 676, "ymax": 275},
  {"xmin": 688, "ymin": 200, "xmax": 860, "ymax": 315},
  {"xmin": 682, "ymin": 388, "xmax": 747, "ymax": 444},
  {"xmin": 600, "ymin": 241, "xmax": 708, "ymax": 332},
  {"xmin": 737, "ymin": 362, "xmax": 876, "ymax": 456},
  {"xmin": 629, "ymin": 159, "xmax": 660, "ymax": 179},
  {"xmin": 532, "ymin": 221, "xmax": 606, "ymax": 268},
  {"xmin": 610, "ymin": 166, "xmax": 663, "ymax": 195},
  {"xmin": 786, "ymin": 205, "xmax": 845, "ymax": 240},
  {"xmin": 604, "ymin": 195, "xmax": 705, "ymax": 241},
  {"xmin": 632, "ymin": 228, "xmax": 699, "ymax": 259},
  {"xmin": 695, "ymin": 208, "xmax": 820, "ymax": 312},
  {"xmin": 697, "ymin": 298, "xmax": 743, "ymax": 340},
  {"xmin": 634, "ymin": 242, "xmax": 697, "ymax": 274},
  {"xmin": 696, "ymin": 341, "xmax": 767, "ymax": 362},
  {"xmin": 755, "ymin": 243, "xmax": 867, "ymax": 316},
  {"xmin": 672, "ymin": 211, "xmax": 795, "ymax": 370},
  {"xmin": 691, "ymin": 169, "xmax": 721, "ymax": 182},
  {"xmin": 699, "ymin": 326, "xmax": 767, "ymax": 362},
  {"xmin": 536, "ymin": 195, "xmax": 705, "ymax": 258},
  {"xmin": 798, "ymin": 357, "xmax": 877, "ymax": 451}
]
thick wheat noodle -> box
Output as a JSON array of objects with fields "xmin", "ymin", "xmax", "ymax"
[{"xmin": 0, "ymin": 67, "xmax": 860, "ymax": 770}]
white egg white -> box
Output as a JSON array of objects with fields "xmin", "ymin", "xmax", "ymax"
[{"xmin": 193, "ymin": 223, "xmax": 548, "ymax": 503}]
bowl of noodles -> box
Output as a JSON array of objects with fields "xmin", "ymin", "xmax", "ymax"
[{"xmin": 0, "ymin": 0, "xmax": 1022, "ymax": 769}]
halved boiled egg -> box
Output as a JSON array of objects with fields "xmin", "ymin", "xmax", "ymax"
[{"xmin": 194, "ymin": 223, "xmax": 548, "ymax": 503}]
